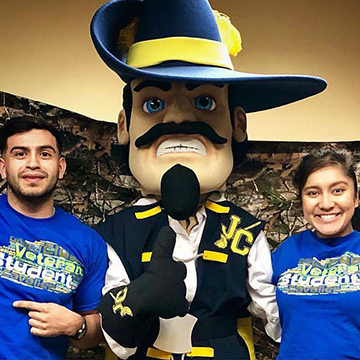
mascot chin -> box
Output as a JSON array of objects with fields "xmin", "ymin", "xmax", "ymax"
[{"xmin": 91, "ymin": 0, "xmax": 326, "ymax": 358}]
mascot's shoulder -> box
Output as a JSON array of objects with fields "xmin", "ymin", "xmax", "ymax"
[{"xmin": 206, "ymin": 199, "xmax": 264, "ymax": 233}]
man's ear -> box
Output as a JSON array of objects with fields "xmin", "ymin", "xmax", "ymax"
[
  {"xmin": 232, "ymin": 107, "xmax": 247, "ymax": 143},
  {"xmin": 118, "ymin": 110, "xmax": 130, "ymax": 145},
  {"xmin": 0, "ymin": 158, "xmax": 6, "ymax": 180},
  {"xmin": 58, "ymin": 157, "xmax": 67, "ymax": 180}
]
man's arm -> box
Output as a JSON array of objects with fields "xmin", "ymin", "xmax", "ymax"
[
  {"xmin": 12, "ymin": 301, "xmax": 103, "ymax": 349},
  {"xmin": 69, "ymin": 310, "xmax": 104, "ymax": 349}
]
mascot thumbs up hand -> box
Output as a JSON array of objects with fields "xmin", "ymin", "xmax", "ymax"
[
  {"xmin": 133, "ymin": 226, "xmax": 188, "ymax": 318},
  {"xmin": 99, "ymin": 226, "xmax": 188, "ymax": 348}
]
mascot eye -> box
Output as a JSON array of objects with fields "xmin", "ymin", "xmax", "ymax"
[
  {"xmin": 194, "ymin": 96, "xmax": 217, "ymax": 111},
  {"xmin": 143, "ymin": 98, "xmax": 165, "ymax": 113}
]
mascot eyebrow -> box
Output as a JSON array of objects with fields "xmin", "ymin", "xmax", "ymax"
[
  {"xmin": 133, "ymin": 81, "xmax": 224, "ymax": 93},
  {"xmin": 133, "ymin": 81, "xmax": 171, "ymax": 92}
]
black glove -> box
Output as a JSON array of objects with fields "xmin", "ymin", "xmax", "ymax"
[{"xmin": 99, "ymin": 226, "xmax": 188, "ymax": 348}]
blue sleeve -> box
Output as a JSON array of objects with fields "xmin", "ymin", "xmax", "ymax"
[
  {"xmin": 271, "ymin": 244, "xmax": 283, "ymax": 286},
  {"xmin": 271, "ymin": 250, "xmax": 277, "ymax": 285},
  {"xmin": 72, "ymin": 231, "xmax": 108, "ymax": 312},
  {"xmin": 271, "ymin": 235, "xmax": 297, "ymax": 286}
]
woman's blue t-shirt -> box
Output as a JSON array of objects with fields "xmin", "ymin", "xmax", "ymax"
[{"xmin": 272, "ymin": 229, "xmax": 360, "ymax": 360}]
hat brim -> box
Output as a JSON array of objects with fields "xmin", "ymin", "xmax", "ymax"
[{"xmin": 91, "ymin": 0, "xmax": 327, "ymax": 113}]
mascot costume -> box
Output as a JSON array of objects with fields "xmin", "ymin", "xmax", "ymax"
[{"xmin": 91, "ymin": 0, "xmax": 326, "ymax": 359}]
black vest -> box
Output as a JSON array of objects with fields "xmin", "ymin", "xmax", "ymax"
[{"xmin": 98, "ymin": 199, "xmax": 263, "ymax": 318}]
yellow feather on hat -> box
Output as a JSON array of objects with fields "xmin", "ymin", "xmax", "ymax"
[
  {"xmin": 117, "ymin": 10, "xmax": 242, "ymax": 58},
  {"xmin": 117, "ymin": 17, "xmax": 139, "ymax": 55},
  {"xmin": 213, "ymin": 10, "xmax": 242, "ymax": 57}
]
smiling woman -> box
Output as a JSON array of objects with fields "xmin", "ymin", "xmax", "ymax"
[
  {"xmin": 271, "ymin": 146, "xmax": 360, "ymax": 360},
  {"xmin": 300, "ymin": 165, "xmax": 358, "ymax": 239}
]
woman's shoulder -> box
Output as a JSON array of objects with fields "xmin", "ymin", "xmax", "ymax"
[
  {"xmin": 271, "ymin": 230, "xmax": 313, "ymax": 281},
  {"xmin": 272, "ymin": 229, "xmax": 312, "ymax": 258}
]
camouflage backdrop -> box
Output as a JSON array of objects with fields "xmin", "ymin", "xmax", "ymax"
[{"xmin": 1, "ymin": 91, "xmax": 360, "ymax": 360}]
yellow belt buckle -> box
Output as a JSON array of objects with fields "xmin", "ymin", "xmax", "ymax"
[
  {"xmin": 187, "ymin": 347, "xmax": 214, "ymax": 358},
  {"xmin": 104, "ymin": 346, "xmax": 118, "ymax": 360},
  {"xmin": 146, "ymin": 348, "xmax": 172, "ymax": 359},
  {"xmin": 146, "ymin": 347, "xmax": 214, "ymax": 359}
]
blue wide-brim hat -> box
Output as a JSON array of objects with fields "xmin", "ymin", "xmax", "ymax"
[{"xmin": 91, "ymin": 0, "xmax": 327, "ymax": 113}]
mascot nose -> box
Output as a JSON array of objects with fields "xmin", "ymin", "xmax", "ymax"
[{"xmin": 162, "ymin": 99, "xmax": 197, "ymax": 124}]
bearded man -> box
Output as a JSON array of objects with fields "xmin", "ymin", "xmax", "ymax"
[{"xmin": 0, "ymin": 117, "xmax": 107, "ymax": 360}]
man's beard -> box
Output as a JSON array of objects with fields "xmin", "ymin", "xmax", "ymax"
[{"xmin": 7, "ymin": 174, "xmax": 58, "ymax": 204}]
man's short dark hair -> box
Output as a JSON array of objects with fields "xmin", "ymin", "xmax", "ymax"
[{"xmin": 0, "ymin": 116, "xmax": 63, "ymax": 154}]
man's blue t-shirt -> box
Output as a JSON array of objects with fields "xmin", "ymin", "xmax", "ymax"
[
  {"xmin": 0, "ymin": 195, "xmax": 107, "ymax": 360},
  {"xmin": 272, "ymin": 229, "xmax": 360, "ymax": 360}
]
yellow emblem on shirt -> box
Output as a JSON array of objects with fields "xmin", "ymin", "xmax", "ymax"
[
  {"xmin": 110, "ymin": 287, "xmax": 133, "ymax": 317},
  {"xmin": 215, "ymin": 215, "xmax": 261, "ymax": 256}
]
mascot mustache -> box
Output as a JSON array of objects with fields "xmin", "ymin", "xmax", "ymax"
[{"xmin": 135, "ymin": 122, "xmax": 228, "ymax": 148}]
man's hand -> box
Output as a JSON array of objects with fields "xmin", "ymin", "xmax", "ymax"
[{"xmin": 13, "ymin": 301, "xmax": 83, "ymax": 338}]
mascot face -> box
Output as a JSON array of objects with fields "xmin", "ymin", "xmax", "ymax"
[{"xmin": 118, "ymin": 79, "xmax": 247, "ymax": 196}]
